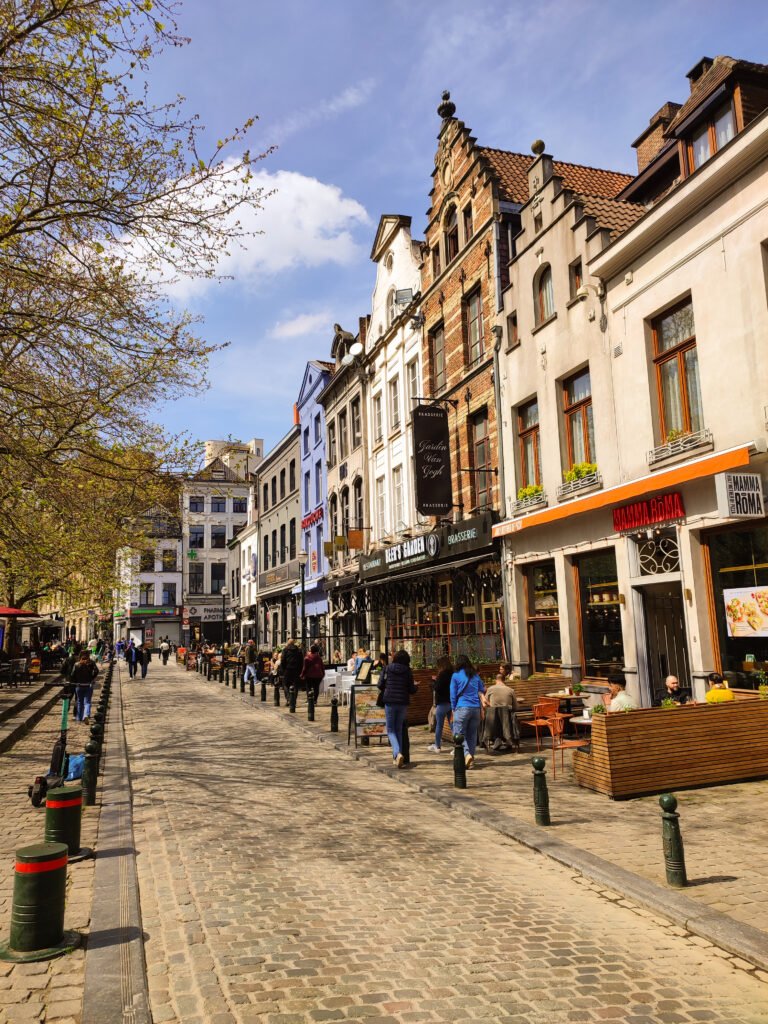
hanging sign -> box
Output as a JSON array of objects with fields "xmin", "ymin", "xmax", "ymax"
[
  {"xmin": 715, "ymin": 472, "xmax": 766, "ymax": 520},
  {"xmin": 413, "ymin": 405, "xmax": 452, "ymax": 516}
]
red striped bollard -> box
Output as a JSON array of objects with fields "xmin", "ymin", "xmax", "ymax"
[
  {"xmin": 45, "ymin": 786, "xmax": 92, "ymax": 862},
  {"xmin": 0, "ymin": 842, "xmax": 81, "ymax": 962}
]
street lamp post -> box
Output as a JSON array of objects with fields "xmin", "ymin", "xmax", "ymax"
[
  {"xmin": 220, "ymin": 586, "xmax": 228, "ymax": 651},
  {"xmin": 296, "ymin": 550, "xmax": 308, "ymax": 654}
]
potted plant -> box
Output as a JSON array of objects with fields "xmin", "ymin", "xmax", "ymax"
[
  {"xmin": 660, "ymin": 697, "xmax": 679, "ymax": 708},
  {"xmin": 563, "ymin": 461, "xmax": 598, "ymax": 484},
  {"xmin": 665, "ymin": 427, "xmax": 687, "ymax": 443},
  {"xmin": 517, "ymin": 483, "xmax": 544, "ymax": 501},
  {"xmin": 572, "ymin": 682, "xmax": 583, "ymax": 695},
  {"xmin": 591, "ymin": 703, "xmax": 606, "ymax": 715}
]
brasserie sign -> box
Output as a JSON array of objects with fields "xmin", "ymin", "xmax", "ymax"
[
  {"xmin": 413, "ymin": 404, "xmax": 452, "ymax": 516},
  {"xmin": 359, "ymin": 511, "xmax": 495, "ymax": 581},
  {"xmin": 612, "ymin": 491, "xmax": 685, "ymax": 533}
]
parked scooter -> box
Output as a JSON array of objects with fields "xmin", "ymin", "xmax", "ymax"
[{"xmin": 28, "ymin": 683, "xmax": 74, "ymax": 807}]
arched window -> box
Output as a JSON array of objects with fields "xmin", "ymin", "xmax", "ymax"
[
  {"xmin": 444, "ymin": 206, "xmax": 459, "ymax": 263},
  {"xmin": 386, "ymin": 288, "xmax": 397, "ymax": 327},
  {"xmin": 340, "ymin": 487, "xmax": 350, "ymax": 536},
  {"xmin": 353, "ymin": 478, "xmax": 363, "ymax": 529},
  {"xmin": 329, "ymin": 493, "xmax": 338, "ymax": 540},
  {"xmin": 535, "ymin": 264, "xmax": 555, "ymax": 325}
]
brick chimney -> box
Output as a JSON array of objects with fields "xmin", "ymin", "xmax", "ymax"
[
  {"xmin": 631, "ymin": 101, "xmax": 682, "ymax": 173},
  {"xmin": 686, "ymin": 56, "xmax": 714, "ymax": 92}
]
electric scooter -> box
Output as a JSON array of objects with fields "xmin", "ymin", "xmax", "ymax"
[{"xmin": 28, "ymin": 683, "xmax": 74, "ymax": 807}]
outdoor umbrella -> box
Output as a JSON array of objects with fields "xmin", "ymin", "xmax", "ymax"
[{"xmin": 0, "ymin": 607, "xmax": 36, "ymax": 616}]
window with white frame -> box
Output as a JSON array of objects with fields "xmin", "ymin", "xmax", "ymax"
[
  {"xmin": 407, "ymin": 359, "xmax": 419, "ymax": 404},
  {"xmin": 389, "ymin": 377, "xmax": 400, "ymax": 432},
  {"xmin": 338, "ymin": 410, "xmax": 348, "ymax": 460},
  {"xmin": 373, "ymin": 393, "xmax": 383, "ymax": 442},
  {"xmin": 392, "ymin": 466, "xmax": 404, "ymax": 530},
  {"xmin": 375, "ymin": 477, "xmax": 386, "ymax": 538},
  {"xmin": 350, "ymin": 398, "xmax": 362, "ymax": 448}
]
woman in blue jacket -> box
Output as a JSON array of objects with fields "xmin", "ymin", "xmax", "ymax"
[
  {"xmin": 450, "ymin": 654, "xmax": 486, "ymax": 768},
  {"xmin": 378, "ymin": 649, "xmax": 417, "ymax": 768}
]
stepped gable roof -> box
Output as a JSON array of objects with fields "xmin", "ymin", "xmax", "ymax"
[
  {"xmin": 575, "ymin": 193, "xmax": 646, "ymax": 239},
  {"xmin": 479, "ymin": 147, "xmax": 633, "ymax": 204},
  {"xmin": 665, "ymin": 56, "xmax": 768, "ymax": 136},
  {"xmin": 192, "ymin": 455, "xmax": 244, "ymax": 484}
]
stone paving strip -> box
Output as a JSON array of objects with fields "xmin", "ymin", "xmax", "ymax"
[
  {"xmin": 123, "ymin": 663, "xmax": 768, "ymax": 1024},
  {"xmin": 222, "ymin": 673, "xmax": 768, "ymax": 954},
  {"xmin": 0, "ymin": 695, "xmax": 101, "ymax": 1024}
]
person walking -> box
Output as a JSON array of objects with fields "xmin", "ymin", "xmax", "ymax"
[
  {"xmin": 71, "ymin": 650, "xmax": 99, "ymax": 723},
  {"xmin": 450, "ymin": 654, "xmax": 486, "ymax": 769},
  {"xmin": 160, "ymin": 638, "xmax": 170, "ymax": 665},
  {"xmin": 280, "ymin": 638, "xmax": 304, "ymax": 703},
  {"xmin": 243, "ymin": 639, "xmax": 259, "ymax": 688},
  {"xmin": 138, "ymin": 643, "xmax": 152, "ymax": 680},
  {"xmin": 427, "ymin": 656, "xmax": 453, "ymax": 753},
  {"xmin": 378, "ymin": 649, "xmax": 417, "ymax": 768},
  {"xmin": 301, "ymin": 643, "xmax": 325, "ymax": 703},
  {"xmin": 124, "ymin": 640, "xmax": 140, "ymax": 679}
]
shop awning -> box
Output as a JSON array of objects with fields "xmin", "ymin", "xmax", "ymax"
[
  {"xmin": 494, "ymin": 443, "xmax": 756, "ymax": 539},
  {"xmin": 18, "ymin": 617, "xmax": 63, "ymax": 628},
  {"xmin": 363, "ymin": 553, "xmax": 497, "ymax": 587}
]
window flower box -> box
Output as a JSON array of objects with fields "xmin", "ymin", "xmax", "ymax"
[
  {"xmin": 556, "ymin": 471, "xmax": 602, "ymax": 502},
  {"xmin": 512, "ymin": 490, "xmax": 548, "ymax": 516},
  {"xmin": 647, "ymin": 428, "xmax": 713, "ymax": 467}
]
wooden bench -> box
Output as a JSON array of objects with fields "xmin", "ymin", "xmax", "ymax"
[{"xmin": 573, "ymin": 696, "xmax": 768, "ymax": 798}]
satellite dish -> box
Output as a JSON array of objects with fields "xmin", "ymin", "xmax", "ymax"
[
  {"xmin": 349, "ymin": 341, "xmax": 363, "ymax": 357},
  {"xmin": 341, "ymin": 353, "xmax": 354, "ymax": 366}
]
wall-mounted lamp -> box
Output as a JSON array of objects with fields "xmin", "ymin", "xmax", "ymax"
[{"xmin": 618, "ymin": 593, "xmax": 626, "ymax": 607}]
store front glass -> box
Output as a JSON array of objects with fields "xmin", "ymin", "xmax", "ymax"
[
  {"xmin": 707, "ymin": 525, "xmax": 768, "ymax": 687},
  {"xmin": 525, "ymin": 560, "xmax": 561, "ymax": 671},
  {"xmin": 574, "ymin": 549, "xmax": 624, "ymax": 678}
]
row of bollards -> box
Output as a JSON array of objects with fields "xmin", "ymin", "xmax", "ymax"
[{"xmin": 0, "ymin": 656, "xmax": 116, "ymax": 963}]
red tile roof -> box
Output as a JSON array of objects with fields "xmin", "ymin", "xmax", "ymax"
[
  {"xmin": 479, "ymin": 147, "xmax": 633, "ymax": 204},
  {"xmin": 574, "ymin": 193, "xmax": 646, "ymax": 240}
]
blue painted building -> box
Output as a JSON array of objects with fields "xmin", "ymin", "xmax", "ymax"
[{"xmin": 295, "ymin": 359, "xmax": 333, "ymax": 647}]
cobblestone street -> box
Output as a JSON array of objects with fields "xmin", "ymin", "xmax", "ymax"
[{"xmin": 123, "ymin": 662, "xmax": 768, "ymax": 1024}]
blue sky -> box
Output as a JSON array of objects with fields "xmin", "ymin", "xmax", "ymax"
[{"xmin": 150, "ymin": 0, "xmax": 768, "ymax": 456}]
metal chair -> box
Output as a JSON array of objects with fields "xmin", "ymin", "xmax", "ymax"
[{"xmin": 546, "ymin": 713, "xmax": 589, "ymax": 779}]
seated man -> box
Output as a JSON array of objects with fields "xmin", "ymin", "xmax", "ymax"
[
  {"xmin": 607, "ymin": 672, "xmax": 636, "ymax": 712},
  {"xmin": 656, "ymin": 674, "xmax": 692, "ymax": 705}
]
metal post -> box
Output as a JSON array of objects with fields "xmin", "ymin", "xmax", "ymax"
[
  {"xmin": 401, "ymin": 717, "xmax": 410, "ymax": 765},
  {"xmin": 307, "ymin": 685, "xmax": 315, "ymax": 722},
  {"xmin": 659, "ymin": 794, "xmax": 687, "ymax": 887},
  {"xmin": 240, "ymin": 674, "xmax": 245, "ymax": 693},
  {"xmin": 260, "ymin": 680, "xmax": 267, "ymax": 702},
  {"xmin": 300, "ymin": 562, "xmax": 306, "ymax": 654},
  {"xmin": 289, "ymin": 685, "xmax": 297, "ymax": 713},
  {"xmin": 453, "ymin": 734, "xmax": 467, "ymax": 788},
  {"xmin": 274, "ymin": 681, "xmax": 281, "ymax": 706},
  {"xmin": 221, "ymin": 591, "xmax": 225, "ymax": 649},
  {"xmin": 532, "ymin": 756, "xmax": 551, "ymax": 826},
  {"xmin": 82, "ymin": 740, "xmax": 99, "ymax": 806},
  {"xmin": 330, "ymin": 697, "xmax": 339, "ymax": 732},
  {"xmin": 45, "ymin": 787, "xmax": 91, "ymax": 862}
]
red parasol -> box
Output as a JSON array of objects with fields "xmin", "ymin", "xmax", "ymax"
[{"xmin": 0, "ymin": 607, "xmax": 36, "ymax": 617}]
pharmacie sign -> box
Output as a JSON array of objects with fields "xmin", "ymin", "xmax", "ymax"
[
  {"xmin": 715, "ymin": 472, "xmax": 766, "ymax": 520},
  {"xmin": 187, "ymin": 604, "xmax": 231, "ymax": 622},
  {"xmin": 612, "ymin": 491, "xmax": 685, "ymax": 533},
  {"xmin": 358, "ymin": 511, "xmax": 496, "ymax": 581}
]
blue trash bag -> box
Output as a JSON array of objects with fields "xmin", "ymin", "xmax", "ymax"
[{"xmin": 65, "ymin": 753, "xmax": 85, "ymax": 781}]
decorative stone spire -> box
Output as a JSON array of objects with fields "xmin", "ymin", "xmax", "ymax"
[{"xmin": 437, "ymin": 90, "xmax": 456, "ymax": 120}]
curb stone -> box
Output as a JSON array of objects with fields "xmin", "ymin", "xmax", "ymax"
[{"xmin": 237, "ymin": 689, "xmax": 768, "ymax": 976}]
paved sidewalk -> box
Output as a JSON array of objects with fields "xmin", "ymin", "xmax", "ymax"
[
  {"xmin": 0, "ymin": 700, "xmax": 100, "ymax": 1024},
  {"xmin": 124, "ymin": 664, "xmax": 768, "ymax": 1024},
  {"xmin": 229, "ymin": 675, "xmax": 768, "ymax": 944}
]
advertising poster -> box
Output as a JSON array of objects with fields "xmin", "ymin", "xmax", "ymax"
[
  {"xmin": 413, "ymin": 404, "xmax": 452, "ymax": 516},
  {"xmin": 349, "ymin": 684, "xmax": 387, "ymax": 743},
  {"xmin": 723, "ymin": 586, "xmax": 768, "ymax": 637}
]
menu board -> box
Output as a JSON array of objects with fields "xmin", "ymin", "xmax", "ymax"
[
  {"xmin": 347, "ymin": 684, "xmax": 387, "ymax": 746},
  {"xmin": 723, "ymin": 586, "xmax": 768, "ymax": 637}
]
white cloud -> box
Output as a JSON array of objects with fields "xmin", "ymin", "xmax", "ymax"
[
  {"xmin": 271, "ymin": 78, "xmax": 376, "ymax": 142},
  {"xmin": 154, "ymin": 167, "xmax": 370, "ymax": 303},
  {"xmin": 270, "ymin": 311, "xmax": 331, "ymax": 339}
]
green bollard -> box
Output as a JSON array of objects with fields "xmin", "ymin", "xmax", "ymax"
[
  {"xmin": 0, "ymin": 842, "xmax": 81, "ymax": 962},
  {"xmin": 330, "ymin": 697, "xmax": 339, "ymax": 732},
  {"xmin": 45, "ymin": 787, "xmax": 91, "ymax": 862},
  {"xmin": 453, "ymin": 733, "xmax": 467, "ymax": 789},
  {"xmin": 532, "ymin": 756, "xmax": 551, "ymax": 826},
  {"xmin": 659, "ymin": 794, "xmax": 687, "ymax": 887},
  {"xmin": 289, "ymin": 685, "xmax": 297, "ymax": 713},
  {"xmin": 260, "ymin": 679, "xmax": 266, "ymax": 701},
  {"xmin": 240, "ymin": 674, "xmax": 246, "ymax": 693},
  {"xmin": 82, "ymin": 740, "xmax": 99, "ymax": 806}
]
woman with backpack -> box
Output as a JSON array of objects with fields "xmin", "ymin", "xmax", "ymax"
[
  {"xmin": 378, "ymin": 649, "xmax": 417, "ymax": 768},
  {"xmin": 450, "ymin": 654, "xmax": 486, "ymax": 769},
  {"xmin": 71, "ymin": 650, "xmax": 99, "ymax": 723}
]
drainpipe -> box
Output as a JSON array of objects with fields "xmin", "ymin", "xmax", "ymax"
[{"xmin": 490, "ymin": 323, "xmax": 512, "ymax": 662}]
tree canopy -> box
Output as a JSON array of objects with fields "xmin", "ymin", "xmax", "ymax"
[{"xmin": 0, "ymin": 0, "xmax": 270, "ymax": 608}]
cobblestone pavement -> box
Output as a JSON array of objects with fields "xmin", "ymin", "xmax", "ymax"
[
  {"xmin": 0, "ymin": 700, "xmax": 100, "ymax": 1024},
  {"xmin": 250, "ymin": 681, "xmax": 768, "ymax": 937},
  {"xmin": 124, "ymin": 663, "xmax": 768, "ymax": 1024}
]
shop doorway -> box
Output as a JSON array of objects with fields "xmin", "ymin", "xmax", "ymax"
[{"xmin": 641, "ymin": 582, "xmax": 690, "ymax": 704}]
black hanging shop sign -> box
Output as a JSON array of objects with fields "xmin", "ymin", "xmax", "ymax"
[{"xmin": 413, "ymin": 404, "xmax": 453, "ymax": 516}]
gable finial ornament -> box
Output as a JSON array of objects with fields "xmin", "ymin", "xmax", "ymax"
[{"xmin": 437, "ymin": 90, "xmax": 456, "ymax": 120}]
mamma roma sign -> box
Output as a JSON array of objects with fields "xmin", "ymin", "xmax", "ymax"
[{"xmin": 613, "ymin": 491, "xmax": 685, "ymax": 533}]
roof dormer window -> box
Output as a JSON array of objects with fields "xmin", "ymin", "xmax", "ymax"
[{"xmin": 687, "ymin": 100, "xmax": 736, "ymax": 172}]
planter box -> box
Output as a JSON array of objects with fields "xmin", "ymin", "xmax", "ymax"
[
  {"xmin": 512, "ymin": 492, "xmax": 548, "ymax": 516},
  {"xmin": 647, "ymin": 428, "xmax": 713, "ymax": 467},
  {"xmin": 556, "ymin": 472, "xmax": 602, "ymax": 502},
  {"xmin": 573, "ymin": 698, "xmax": 768, "ymax": 798}
]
